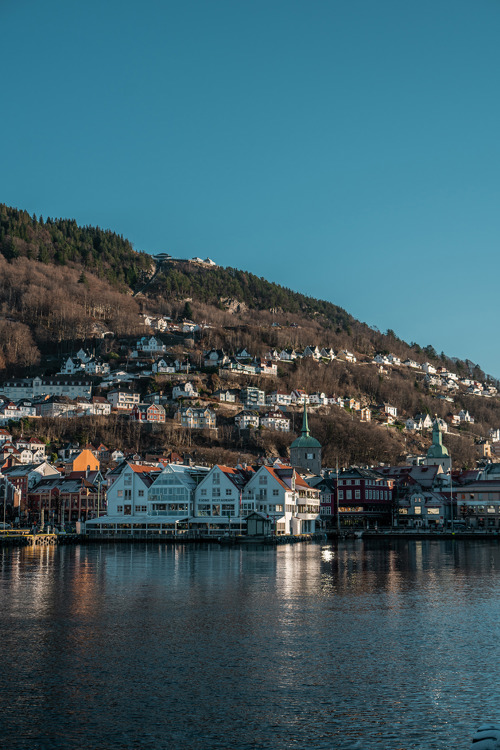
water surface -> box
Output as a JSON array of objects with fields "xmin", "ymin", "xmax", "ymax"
[{"xmin": 1, "ymin": 539, "xmax": 499, "ymax": 749}]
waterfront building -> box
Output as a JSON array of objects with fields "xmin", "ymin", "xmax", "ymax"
[
  {"xmin": 397, "ymin": 489, "xmax": 448, "ymax": 529},
  {"xmin": 329, "ymin": 468, "xmax": 395, "ymax": 528},
  {"xmin": 454, "ymin": 480, "xmax": 500, "ymax": 529},
  {"xmin": 194, "ymin": 465, "xmax": 254, "ymax": 520},
  {"xmin": 243, "ymin": 465, "xmax": 320, "ymax": 535},
  {"xmin": 148, "ymin": 464, "xmax": 210, "ymax": 519},
  {"xmin": 106, "ymin": 461, "xmax": 160, "ymax": 516},
  {"xmin": 28, "ymin": 474, "xmax": 104, "ymax": 524},
  {"xmin": 0, "ymin": 462, "xmax": 60, "ymax": 520}
]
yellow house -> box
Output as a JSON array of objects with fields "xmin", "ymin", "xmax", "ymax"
[{"xmin": 72, "ymin": 449, "xmax": 100, "ymax": 473}]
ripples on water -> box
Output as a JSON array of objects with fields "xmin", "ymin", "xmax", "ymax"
[{"xmin": 1, "ymin": 539, "xmax": 500, "ymax": 749}]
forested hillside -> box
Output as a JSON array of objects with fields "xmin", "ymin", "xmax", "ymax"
[
  {"xmin": 1, "ymin": 202, "xmax": 499, "ymax": 468},
  {"xmin": 0, "ymin": 204, "xmax": 151, "ymax": 286},
  {"xmin": 0, "ymin": 201, "xmax": 493, "ymax": 385}
]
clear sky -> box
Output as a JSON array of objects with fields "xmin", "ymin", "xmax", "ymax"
[{"xmin": 2, "ymin": 1, "xmax": 500, "ymax": 374}]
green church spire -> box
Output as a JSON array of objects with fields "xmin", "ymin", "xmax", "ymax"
[{"xmin": 301, "ymin": 401, "xmax": 310, "ymax": 436}]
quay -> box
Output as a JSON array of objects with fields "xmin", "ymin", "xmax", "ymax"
[{"xmin": 0, "ymin": 531, "xmax": 81, "ymax": 547}]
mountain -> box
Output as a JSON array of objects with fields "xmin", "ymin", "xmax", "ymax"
[{"xmin": 0, "ymin": 202, "xmax": 498, "ymax": 468}]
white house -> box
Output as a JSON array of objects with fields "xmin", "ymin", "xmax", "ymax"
[
  {"xmin": 340, "ymin": 350, "xmax": 357, "ymax": 363},
  {"xmin": 406, "ymin": 418, "xmax": 422, "ymax": 432},
  {"xmin": 382, "ymin": 403, "xmax": 398, "ymax": 418},
  {"xmin": 260, "ymin": 410, "xmax": 291, "ymax": 432},
  {"xmin": 309, "ymin": 392, "xmax": 329, "ymax": 406},
  {"xmin": 152, "ymin": 358, "xmax": 175, "ymax": 374},
  {"xmin": 303, "ymin": 346, "xmax": 321, "ymax": 360},
  {"xmin": 266, "ymin": 391, "xmax": 292, "ymax": 407},
  {"xmin": 203, "ymin": 349, "xmax": 228, "ymax": 368},
  {"xmin": 422, "ymin": 362, "xmax": 437, "ymax": 375},
  {"xmin": 60, "ymin": 357, "xmax": 85, "ymax": 375},
  {"xmin": 458, "ymin": 409, "xmax": 474, "ymax": 423},
  {"xmin": 291, "ymin": 390, "xmax": 309, "ymax": 405},
  {"xmin": 106, "ymin": 461, "xmax": 160, "ymax": 516},
  {"xmin": 194, "ymin": 465, "xmax": 254, "ymax": 520},
  {"xmin": 134, "ymin": 336, "xmax": 167, "ymax": 356},
  {"xmin": 387, "ymin": 354, "xmax": 401, "ymax": 366},
  {"xmin": 148, "ymin": 464, "xmax": 210, "ymax": 519},
  {"xmin": 243, "ymin": 465, "xmax": 320, "ymax": 535},
  {"xmin": 107, "ymin": 390, "xmax": 140, "ymax": 411},
  {"xmin": 172, "ymin": 382, "xmax": 199, "ymax": 400},
  {"xmin": 85, "ymin": 359, "xmax": 110, "ymax": 376},
  {"xmin": 404, "ymin": 359, "xmax": 421, "ymax": 369},
  {"xmin": 235, "ymin": 410, "xmax": 260, "ymax": 429}
]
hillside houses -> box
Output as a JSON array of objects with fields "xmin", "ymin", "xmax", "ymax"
[
  {"xmin": 259, "ymin": 410, "xmax": 291, "ymax": 432},
  {"xmin": 177, "ymin": 406, "xmax": 216, "ymax": 430},
  {"xmin": 131, "ymin": 403, "xmax": 166, "ymax": 424}
]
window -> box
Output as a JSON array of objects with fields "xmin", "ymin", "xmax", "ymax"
[
  {"xmin": 117, "ymin": 505, "xmax": 123, "ymax": 512},
  {"xmin": 273, "ymin": 489, "xmax": 279, "ymax": 496},
  {"xmin": 427, "ymin": 508, "xmax": 439, "ymax": 515},
  {"xmin": 355, "ymin": 490, "xmax": 360, "ymax": 499},
  {"xmin": 275, "ymin": 505, "xmax": 283, "ymax": 512},
  {"xmin": 414, "ymin": 506, "xmax": 421, "ymax": 515},
  {"xmin": 338, "ymin": 490, "xmax": 344, "ymax": 500},
  {"xmin": 259, "ymin": 475, "xmax": 267, "ymax": 485},
  {"xmin": 213, "ymin": 489, "xmax": 220, "ymax": 498},
  {"xmin": 201, "ymin": 489, "xmax": 207, "ymax": 496},
  {"xmin": 138, "ymin": 490, "xmax": 144, "ymax": 497},
  {"xmin": 226, "ymin": 489, "xmax": 232, "ymax": 496},
  {"xmin": 117, "ymin": 490, "xmax": 123, "ymax": 497},
  {"xmin": 212, "ymin": 505, "xmax": 221, "ymax": 516},
  {"xmin": 346, "ymin": 490, "xmax": 352, "ymax": 500},
  {"xmin": 213, "ymin": 473, "xmax": 220, "ymax": 485}
]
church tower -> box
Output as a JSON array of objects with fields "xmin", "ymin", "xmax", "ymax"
[
  {"xmin": 424, "ymin": 418, "xmax": 451, "ymax": 474},
  {"xmin": 290, "ymin": 403, "xmax": 322, "ymax": 475}
]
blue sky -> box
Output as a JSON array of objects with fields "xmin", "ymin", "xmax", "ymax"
[{"xmin": 2, "ymin": 1, "xmax": 500, "ymax": 374}]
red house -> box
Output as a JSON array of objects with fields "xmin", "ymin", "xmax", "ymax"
[
  {"xmin": 319, "ymin": 467, "xmax": 395, "ymax": 528},
  {"xmin": 131, "ymin": 403, "xmax": 166, "ymax": 423}
]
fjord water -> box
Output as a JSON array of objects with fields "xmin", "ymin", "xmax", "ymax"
[{"xmin": 1, "ymin": 541, "xmax": 499, "ymax": 750}]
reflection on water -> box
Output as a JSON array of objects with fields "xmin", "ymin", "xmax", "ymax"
[{"xmin": 2, "ymin": 539, "xmax": 500, "ymax": 749}]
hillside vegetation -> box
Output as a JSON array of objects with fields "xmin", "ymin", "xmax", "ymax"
[{"xmin": 1, "ymin": 202, "xmax": 499, "ymax": 469}]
